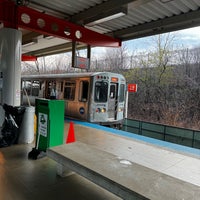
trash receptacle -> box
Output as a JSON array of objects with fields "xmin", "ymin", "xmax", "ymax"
[
  {"xmin": 18, "ymin": 106, "xmax": 35, "ymax": 144},
  {"xmin": 0, "ymin": 104, "xmax": 26, "ymax": 148},
  {"xmin": 28, "ymin": 98, "xmax": 64, "ymax": 159}
]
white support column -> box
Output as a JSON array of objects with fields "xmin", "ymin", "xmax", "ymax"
[
  {"xmin": 125, "ymin": 90, "xmax": 129, "ymax": 119},
  {"xmin": 0, "ymin": 28, "xmax": 22, "ymax": 126}
]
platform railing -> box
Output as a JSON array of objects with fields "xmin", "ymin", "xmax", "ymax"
[{"xmin": 122, "ymin": 118, "xmax": 200, "ymax": 149}]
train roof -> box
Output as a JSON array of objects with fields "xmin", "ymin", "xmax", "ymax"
[{"xmin": 21, "ymin": 72, "xmax": 125, "ymax": 80}]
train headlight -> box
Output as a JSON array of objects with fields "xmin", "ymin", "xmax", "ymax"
[
  {"xmin": 95, "ymin": 108, "xmax": 106, "ymax": 113},
  {"xmin": 101, "ymin": 108, "xmax": 106, "ymax": 113},
  {"xmin": 118, "ymin": 108, "xmax": 123, "ymax": 112}
]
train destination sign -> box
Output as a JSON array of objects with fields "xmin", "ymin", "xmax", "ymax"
[
  {"xmin": 74, "ymin": 56, "xmax": 90, "ymax": 70},
  {"xmin": 128, "ymin": 84, "xmax": 137, "ymax": 92}
]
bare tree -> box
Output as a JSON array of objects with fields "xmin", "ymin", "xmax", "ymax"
[
  {"xmin": 99, "ymin": 44, "xmax": 129, "ymax": 72},
  {"xmin": 126, "ymin": 33, "xmax": 180, "ymax": 123},
  {"xmin": 22, "ymin": 53, "xmax": 72, "ymax": 74}
]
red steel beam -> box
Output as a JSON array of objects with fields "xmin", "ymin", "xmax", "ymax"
[
  {"xmin": 0, "ymin": 0, "xmax": 121, "ymax": 47},
  {"xmin": 21, "ymin": 54, "xmax": 37, "ymax": 61},
  {"xmin": 0, "ymin": 0, "xmax": 18, "ymax": 28}
]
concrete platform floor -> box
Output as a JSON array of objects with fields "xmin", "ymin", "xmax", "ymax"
[
  {"xmin": 1, "ymin": 121, "xmax": 200, "ymax": 200},
  {"xmin": 0, "ymin": 144, "xmax": 121, "ymax": 200},
  {"xmin": 0, "ymin": 122, "xmax": 122, "ymax": 200}
]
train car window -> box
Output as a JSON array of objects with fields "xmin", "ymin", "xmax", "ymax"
[
  {"xmin": 79, "ymin": 81, "xmax": 89, "ymax": 102},
  {"xmin": 22, "ymin": 80, "xmax": 40, "ymax": 96},
  {"xmin": 46, "ymin": 81, "xmax": 52, "ymax": 98},
  {"xmin": 32, "ymin": 81, "xmax": 40, "ymax": 96},
  {"xmin": 39, "ymin": 81, "xmax": 43, "ymax": 90},
  {"xmin": 64, "ymin": 81, "xmax": 76, "ymax": 100},
  {"xmin": 46, "ymin": 81, "xmax": 57, "ymax": 99},
  {"xmin": 110, "ymin": 84, "xmax": 116, "ymax": 99},
  {"xmin": 22, "ymin": 80, "xmax": 31, "ymax": 95},
  {"xmin": 119, "ymin": 84, "xmax": 125, "ymax": 102},
  {"xmin": 61, "ymin": 81, "xmax": 63, "ymax": 92},
  {"xmin": 94, "ymin": 81, "xmax": 108, "ymax": 102}
]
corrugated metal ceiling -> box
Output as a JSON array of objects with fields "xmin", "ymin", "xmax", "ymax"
[{"xmin": 20, "ymin": 0, "xmax": 200, "ymax": 56}]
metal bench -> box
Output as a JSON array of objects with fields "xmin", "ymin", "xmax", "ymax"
[{"xmin": 47, "ymin": 141, "xmax": 200, "ymax": 200}]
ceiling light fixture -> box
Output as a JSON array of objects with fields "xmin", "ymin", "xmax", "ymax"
[
  {"xmin": 22, "ymin": 39, "xmax": 38, "ymax": 47},
  {"xmin": 85, "ymin": 6, "xmax": 127, "ymax": 26},
  {"xmin": 44, "ymin": 35, "xmax": 54, "ymax": 40}
]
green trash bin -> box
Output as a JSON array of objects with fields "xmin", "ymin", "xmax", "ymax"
[{"xmin": 28, "ymin": 98, "xmax": 65, "ymax": 159}]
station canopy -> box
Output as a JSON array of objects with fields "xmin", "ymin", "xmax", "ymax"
[{"xmin": 5, "ymin": 0, "xmax": 200, "ymax": 57}]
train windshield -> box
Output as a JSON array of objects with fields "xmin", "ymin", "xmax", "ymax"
[
  {"xmin": 95, "ymin": 81, "xmax": 108, "ymax": 102},
  {"xmin": 119, "ymin": 84, "xmax": 125, "ymax": 102}
]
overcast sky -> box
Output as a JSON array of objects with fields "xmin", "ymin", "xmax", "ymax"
[
  {"xmin": 124, "ymin": 26, "xmax": 200, "ymax": 52},
  {"xmin": 92, "ymin": 26, "xmax": 200, "ymax": 57},
  {"xmin": 177, "ymin": 26, "xmax": 200, "ymax": 47}
]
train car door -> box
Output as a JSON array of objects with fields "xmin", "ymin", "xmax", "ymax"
[
  {"xmin": 55, "ymin": 81, "xmax": 63, "ymax": 99},
  {"xmin": 78, "ymin": 80, "xmax": 89, "ymax": 120},
  {"xmin": 45, "ymin": 80, "xmax": 63, "ymax": 99},
  {"xmin": 63, "ymin": 79, "xmax": 89, "ymax": 120},
  {"xmin": 108, "ymin": 83, "xmax": 118, "ymax": 120},
  {"xmin": 45, "ymin": 81, "xmax": 51, "ymax": 99}
]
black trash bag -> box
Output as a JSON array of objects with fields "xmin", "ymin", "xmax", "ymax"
[
  {"xmin": 0, "ymin": 114, "xmax": 18, "ymax": 147},
  {"xmin": 0, "ymin": 104, "xmax": 26, "ymax": 148}
]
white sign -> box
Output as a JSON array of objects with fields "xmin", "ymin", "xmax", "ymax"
[
  {"xmin": 73, "ymin": 56, "xmax": 90, "ymax": 69},
  {"xmin": 128, "ymin": 83, "xmax": 137, "ymax": 92},
  {"xmin": 38, "ymin": 113, "xmax": 48, "ymax": 137}
]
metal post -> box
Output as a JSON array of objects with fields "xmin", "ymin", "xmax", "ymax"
[
  {"xmin": 72, "ymin": 41, "xmax": 76, "ymax": 68},
  {"xmin": 87, "ymin": 45, "xmax": 91, "ymax": 71},
  {"xmin": 125, "ymin": 90, "xmax": 129, "ymax": 119}
]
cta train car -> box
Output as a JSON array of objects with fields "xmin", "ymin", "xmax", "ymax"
[{"xmin": 21, "ymin": 72, "xmax": 126, "ymax": 128}]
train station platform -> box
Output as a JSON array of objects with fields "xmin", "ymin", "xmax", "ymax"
[{"xmin": 0, "ymin": 120, "xmax": 200, "ymax": 200}]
